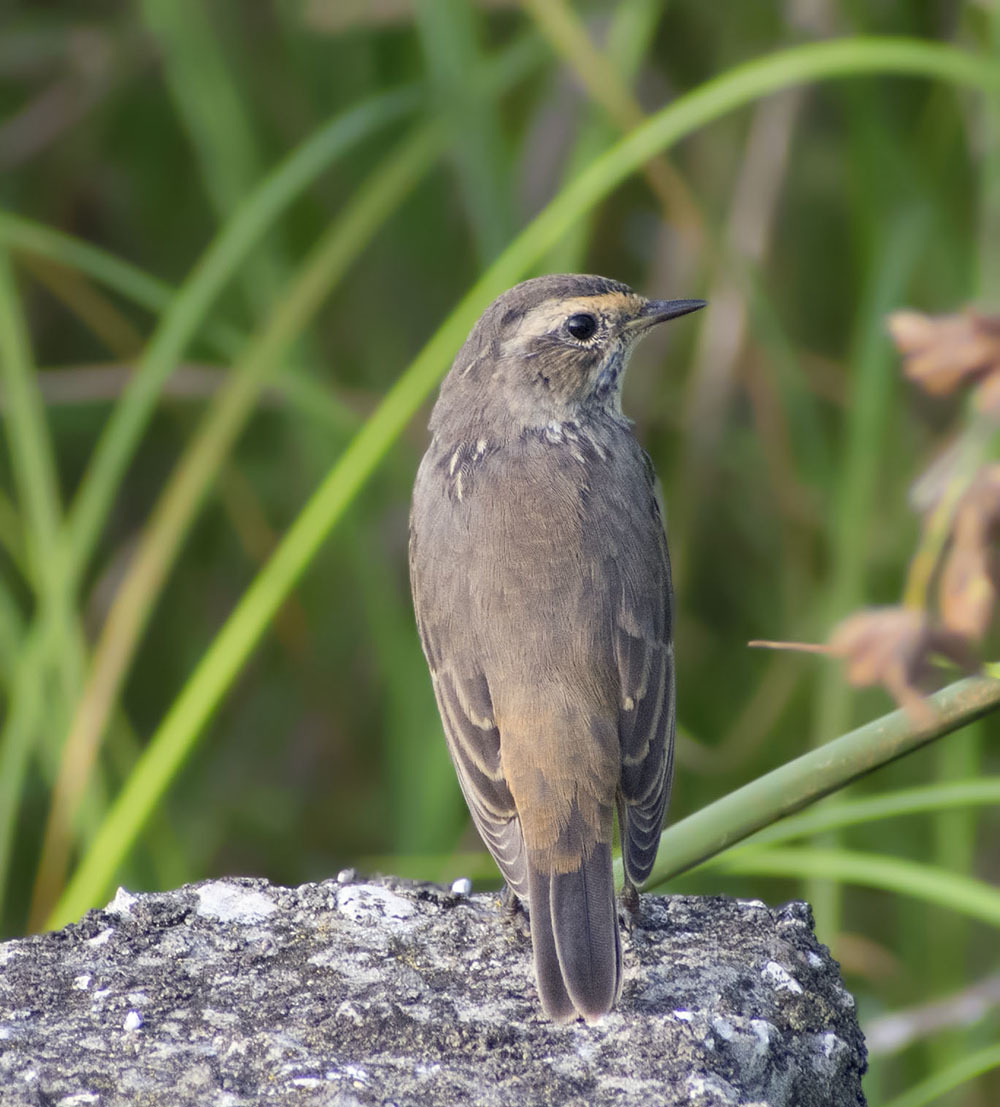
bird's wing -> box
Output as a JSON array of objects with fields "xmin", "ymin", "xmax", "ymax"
[{"xmin": 613, "ymin": 470, "xmax": 675, "ymax": 887}]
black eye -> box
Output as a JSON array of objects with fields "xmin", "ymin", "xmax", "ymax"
[{"xmin": 566, "ymin": 313, "xmax": 597, "ymax": 341}]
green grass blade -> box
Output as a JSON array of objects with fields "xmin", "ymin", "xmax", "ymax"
[
  {"xmin": 414, "ymin": 0, "xmax": 513, "ymax": 265},
  {"xmin": 706, "ymin": 846, "xmax": 1000, "ymax": 929},
  {"xmin": 49, "ymin": 36, "xmax": 1000, "ymax": 927},
  {"xmin": 0, "ymin": 247, "xmax": 63, "ymax": 600},
  {"xmin": 739, "ymin": 778, "xmax": 1000, "ymax": 846},
  {"xmin": 0, "ymin": 214, "xmax": 172, "ymax": 321},
  {"xmin": 880, "ymin": 1043, "xmax": 1000, "ymax": 1107},
  {"xmin": 139, "ymin": 0, "xmax": 264, "ymax": 228}
]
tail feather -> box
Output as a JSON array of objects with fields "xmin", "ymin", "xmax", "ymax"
[
  {"xmin": 527, "ymin": 867, "xmax": 575, "ymax": 1022},
  {"xmin": 528, "ymin": 843, "xmax": 621, "ymax": 1023}
]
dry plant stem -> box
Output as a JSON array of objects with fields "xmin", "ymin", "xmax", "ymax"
[
  {"xmin": 19, "ymin": 255, "xmax": 145, "ymax": 355},
  {"xmin": 519, "ymin": 0, "xmax": 703, "ymax": 250},
  {"xmin": 903, "ymin": 414, "xmax": 997, "ymax": 610},
  {"xmin": 683, "ymin": 87, "xmax": 801, "ymax": 471},
  {"xmin": 641, "ymin": 673, "xmax": 1000, "ymax": 886},
  {"xmin": 865, "ymin": 970, "xmax": 1000, "ymax": 1056}
]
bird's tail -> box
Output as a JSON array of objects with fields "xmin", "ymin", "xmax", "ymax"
[{"xmin": 527, "ymin": 842, "xmax": 621, "ymax": 1023}]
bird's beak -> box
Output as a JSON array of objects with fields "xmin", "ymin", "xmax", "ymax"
[{"xmin": 630, "ymin": 298, "xmax": 706, "ymax": 331}]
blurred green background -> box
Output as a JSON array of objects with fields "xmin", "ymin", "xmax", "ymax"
[{"xmin": 2, "ymin": 1, "xmax": 1000, "ymax": 1103}]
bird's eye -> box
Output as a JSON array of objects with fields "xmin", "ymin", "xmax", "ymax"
[{"xmin": 565, "ymin": 313, "xmax": 598, "ymax": 341}]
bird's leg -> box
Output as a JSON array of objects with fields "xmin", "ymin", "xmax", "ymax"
[
  {"xmin": 619, "ymin": 876, "xmax": 641, "ymax": 933},
  {"xmin": 500, "ymin": 883, "xmax": 531, "ymax": 939}
]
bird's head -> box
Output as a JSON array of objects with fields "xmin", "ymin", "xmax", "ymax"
[{"xmin": 434, "ymin": 274, "xmax": 704, "ymax": 435}]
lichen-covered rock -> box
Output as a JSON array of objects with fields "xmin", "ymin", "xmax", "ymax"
[{"xmin": 0, "ymin": 875, "xmax": 866, "ymax": 1106}]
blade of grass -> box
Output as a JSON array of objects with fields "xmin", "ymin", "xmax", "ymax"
[
  {"xmin": 880, "ymin": 1043, "xmax": 1000, "ymax": 1107},
  {"xmin": 49, "ymin": 36, "xmax": 1000, "ymax": 928},
  {"xmin": 705, "ymin": 846, "xmax": 1000, "ymax": 929},
  {"xmin": 0, "ymin": 248, "xmax": 83, "ymax": 892},
  {"xmin": 0, "ymin": 248, "xmax": 64, "ymax": 614},
  {"xmin": 734, "ymin": 777, "xmax": 1000, "ymax": 847},
  {"xmin": 521, "ymin": 0, "xmax": 702, "ymax": 245},
  {"xmin": 140, "ymin": 0, "xmax": 265, "ymax": 232},
  {"xmin": 28, "ymin": 125, "xmax": 441, "ymax": 928},
  {"xmin": 542, "ymin": 0, "xmax": 665, "ymax": 272},
  {"xmin": 414, "ymin": 0, "xmax": 514, "ymax": 266}
]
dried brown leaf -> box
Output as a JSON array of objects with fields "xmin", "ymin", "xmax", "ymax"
[
  {"xmin": 827, "ymin": 607, "xmax": 974, "ymax": 725},
  {"xmin": 887, "ymin": 309, "xmax": 1000, "ymax": 397}
]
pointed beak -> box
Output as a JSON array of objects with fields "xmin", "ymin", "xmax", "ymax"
[{"xmin": 631, "ymin": 298, "xmax": 707, "ymax": 330}]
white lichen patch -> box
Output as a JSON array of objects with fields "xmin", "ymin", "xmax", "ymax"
[
  {"xmin": 711, "ymin": 1016, "xmax": 735, "ymax": 1040},
  {"xmin": 104, "ymin": 887, "xmax": 137, "ymax": 917},
  {"xmin": 122, "ymin": 1010, "xmax": 143, "ymax": 1032},
  {"xmin": 72, "ymin": 974, "xmax": 92, "ymax": 990},
  {"xmin": 336, "ymin": 884, "xmax": 418, "ymax": 927},
  {"xmin": 0, "ymin": 944, "xmax": 22, "ymax": 967},
  {"xmin": 196, "ymin": 881, "xmax": 277, "ymax": 923},
  {"xmin": 762, "ymin": 961, "xmax": 804, "ymax": 994},
  {"xmin": 808, "ymin": 1030, "xmax": 849, "ymax": 1077},
  {"xmin": 86, "ymin": 928, "xmax": 114, "ymax": 947},
  {"xmin": 686, "ymin": 1071, "xmax": 740, "ymax": 1104}
]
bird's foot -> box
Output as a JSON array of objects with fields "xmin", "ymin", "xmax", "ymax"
[
  {"xmin": 500, "ymin": 883, "xmax": 531, "ymax": 939},
  {"xmin": 619, "ymin": 879, "xmax": 641, "ymax": 933}
]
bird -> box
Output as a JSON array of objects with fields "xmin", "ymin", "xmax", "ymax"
[{"xmin": 409, "ymin": 274, "xmax": 704, "ymax": 1023}]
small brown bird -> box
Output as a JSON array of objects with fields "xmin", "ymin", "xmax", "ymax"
[{"xmin": 409, "ymin": 274, "xmax": 703, "ymax": 1022}]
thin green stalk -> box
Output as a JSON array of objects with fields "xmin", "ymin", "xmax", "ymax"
[
  {"xmin": 0, "ymin": 249, "xmax": 64, "ymax": 609},
  {"xmin": 880, "ymin": 1043, "xmax": 1000, "ymax": 1107},
  {"xmin": 414, "ymin": 0, "xmax": 513, "ymax": 265},
  {"xmin": 139, "ymin": 0, "xmax": 265, "ymax": 233},
  {"xmin": 706, "ymin": 846, "xmax": 1000, "ymax": 929},
  {"xmin": 50, "ymin": 36, "xmax": 1000, "ymax": 928},
  {"xmin": 521, "ymin": 0, "xmax": 700, "ymax": 241},
  {"xmin": 0, "ymin": 249, "xmax": 84, "ymax": 899},
  {"xmin": 544, "ymin": 0, "xmax": 664, "ymax": 272},
  {"xmin": 0, "ymin": 214, "xmax": 175, "ymax": 318},
  {"xmin": 808, "ymin": 207, "xmax": 929, "ymax": 935},
  {"xmin": 636, "ymin": 675, "xmax": 1000, "ymax": 887},
  {"xmin": 29, "ymin": 126, "xmax": 441, "ymax": 928},
  {"xmin": 738, "ymin": 777, "xmax": 1000, "ymax": 847}
]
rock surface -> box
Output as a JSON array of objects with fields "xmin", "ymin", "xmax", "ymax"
[{"xmin": 0, "ymin": 874, "xmax": 866, "ymax": 1106}]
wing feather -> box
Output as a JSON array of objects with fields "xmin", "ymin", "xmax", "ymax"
[
  {"xmin": 432, "ymin": 667, "xmax": 528, "ymax": 898},
  {"xmin": 613, "ymin": 473, "xmax": 675, "ymax": 887}
]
